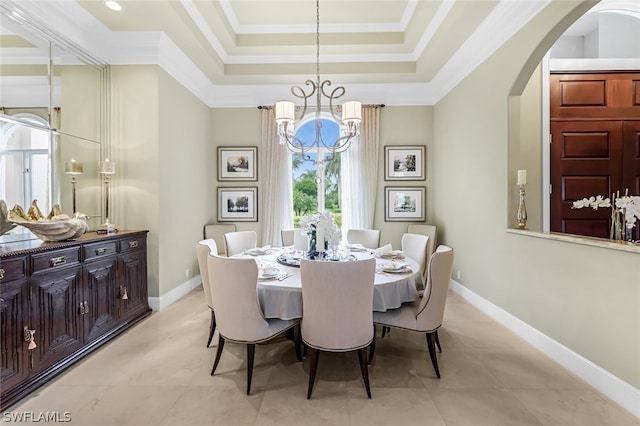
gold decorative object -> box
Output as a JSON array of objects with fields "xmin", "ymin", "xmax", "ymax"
[
  {"xmin": 1, "ymin": 200, "xmax": 18, "ymax": 235},
  {"xmin": 516, "ymin": 169, "xmax": 527, "ymax": 229},
  {"xmin": 8, "ymin": 200, "xmax": 88, "ymax": 242}
]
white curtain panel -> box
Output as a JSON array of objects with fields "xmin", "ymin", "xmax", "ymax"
[
  {"xmin": 261, "ymin": 107, "xmax": 294, "ymax": 246},
  {"xmin": 341, "ymin": 105, "xmax": 380, "ymax": 234}
]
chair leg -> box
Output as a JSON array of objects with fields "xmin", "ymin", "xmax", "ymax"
[
  {"xmin": 293, "ymin": 323, "xmax": 302, "ymax": 362},
  {"xmin": 435, "ymin": 330, "xmax": 442, "ymax": 353},
  {"xmin": 425, "ymin": 332, "xmax": 440, "ymax": 378},
  {"xmin": 381, "ymin": 326, "xmax": 391, "ymax": 338},
  {"xmin": 211, "ymin": 336, "xmax": 225, "ymax": 375},
  {"xmin": 307, "ymin": 348, "xmax": 320, "ymax": 399},
  {"xmin": 368, "ymin": 329, "xmax": 376, "ymax": 365},
  {"xmin": 246, "ymin": 344, "xmax": 255, "ymax": 395},
  {"xmin": 206, "ymin": 311, "xmax": 216, "ymax": 348},
  {"xmin": 357, "ymin": 348, "xmax": 372, "ymax": 399}
]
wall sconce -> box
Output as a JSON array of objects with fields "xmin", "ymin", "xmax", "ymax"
[
  {"xmin": 64, "ymin": 158, "xmax": 83, "ymax": 213},
  {"xmin": 97, "ymin": 159, "xmax": 117, "ymax": 234}
]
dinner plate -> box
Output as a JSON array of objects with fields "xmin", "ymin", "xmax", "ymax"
[
  {"xmin": 378, "ymin": 261, "xmax": 411, "ymax": 273},
  {"xmin": 258, "ymin": 267, "xmax": 281, "ymax": 280},
  {"xmin": 376, "ymin": 251, "xmax": 405, "ymax": 260}
]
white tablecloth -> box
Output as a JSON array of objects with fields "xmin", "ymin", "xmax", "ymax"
[{"xmin": 243, "ymin": 249, "xmax": 421, "ymax": 320}]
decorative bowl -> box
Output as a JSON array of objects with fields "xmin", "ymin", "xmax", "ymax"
[{"xmin": 7, "ymin": 200, "xmax": 89, "ymax": 242}]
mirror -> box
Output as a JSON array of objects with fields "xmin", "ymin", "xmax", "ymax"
[{"xmin": 0, "ymin": 4, "xmax": 107, "ymax": 243}]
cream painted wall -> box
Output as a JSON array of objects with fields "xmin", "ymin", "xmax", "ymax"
[
  {"xmin": 158, "ymin": 69, "xmax": 212, "ymax": 296},
  {"xmin": 433, "ymin": 0, "xmax": 640, "ymax": 390},
  {"xmin": 110, "ymin": 65, "xmax": 161, "ymax": 297},
  {"xmin": 210, "ymin": 108, "xmax": 264, "ymax": 240},
  {"xmin": 111, "ymin": 66, "xmax": 212, "ymax": 298},
  {"xmin": 375, "ymin": 106, "xmax": 433, "ymax": 249}
]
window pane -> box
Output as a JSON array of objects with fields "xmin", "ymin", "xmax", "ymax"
[{"xmin": 30, "ymin": 153, "xmax": 50, "ymax": 213}]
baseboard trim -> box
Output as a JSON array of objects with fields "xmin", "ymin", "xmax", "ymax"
[
  {"xmin": 449, "ymin": 279, "xmax": 640, "ymax": 419},
  {"xmin": 148, "ymin": 275, "xmax": 202, "ymax": 312}
]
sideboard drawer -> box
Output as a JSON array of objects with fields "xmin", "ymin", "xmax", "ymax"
[
  {"xmin": 0, "ymin": 256, "xmax": 27, "ymax": 282},
  {"xmin": 120, "ymin": 235, "xmax": 145, "ymax": 253},
  {"xmin": 31, "ymin": 247, "xmax": 81, "ymax": 273},
  {"xmin": 84, "ymin": 241, "xmax": 117, "ymax": 261}
]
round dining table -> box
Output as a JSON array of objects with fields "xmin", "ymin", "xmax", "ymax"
[{"xmin": 238, "ymin": 248, "xmax": 422, "ymax": 320}]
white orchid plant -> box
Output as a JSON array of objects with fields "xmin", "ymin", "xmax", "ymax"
[
  {"xmin": 299, "ymin": 211, "xmax": 342, "ymax": 246},
  {"xmin": 572, "ymin": 193, "xmax": 640, "ymax": 231}
]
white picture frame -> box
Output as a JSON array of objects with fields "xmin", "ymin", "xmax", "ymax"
[
  {"xmin": 218, "ymin": 146, "xmax": 258, "ymax": 181},
  {"xmin": 384, "ymin": 186, "xmax": 426, "ymax": 221},
  {"xmin": 217, "ymin": 187, "xmax": 258, "ymax": 222},
  {"xmin": 384, "ymin": 145, "xmax": 426, "ymax": 181}
]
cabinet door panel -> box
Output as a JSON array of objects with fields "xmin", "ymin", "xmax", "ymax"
[
  {"xmin": 30, "ymin": 268, "xmax": 83, "ymax": 373},
  {"xmin": 118, "ymin": 250, "xmax": 148, "ymax": 320},
  {"xmin": 0, "ymin": 278, "xmax": 30, "ymax": 393},
  {"xmin": 83, "ymin": 257, "xmax": 118, "ymax": 342}
]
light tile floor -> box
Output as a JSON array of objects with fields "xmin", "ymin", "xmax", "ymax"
[{"xmin": 5, "ymin": 288, "xmax": 639, "ymax": 425}]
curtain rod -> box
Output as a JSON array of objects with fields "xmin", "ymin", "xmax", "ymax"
[{"xmin": 257, "ymin": 104, "xmax": 385, "ymax": 109}]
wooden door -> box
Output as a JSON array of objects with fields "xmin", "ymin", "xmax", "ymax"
[
  {"xmin": 83, "ymin": 257, "xmax": 119, "ymax": 342},
  {"xmin": 623, "ymin": 121, "xmax": 640, "ymax": 240},
  {"xmin": 550, "ymin": 121, "xmax": 623, "ymax": 237},
  {"xmin": 0, "ymin": 276, "xmax": 30, "ymax": 393},
  {"xmin": 117, "ymin": 250, "xmax": 149, "ymax": 321},
  {"xmin": 30, "ymin": 267, "xmax": 84, "ymax": 374},
  {"xmin": 550, "ymin": 72, "xmax": 640, "ymax": 239}
]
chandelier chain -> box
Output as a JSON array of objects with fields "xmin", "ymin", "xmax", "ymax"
[{"xmin": 316, "ymin": 0, "xmax": 320, "ymax": 84}]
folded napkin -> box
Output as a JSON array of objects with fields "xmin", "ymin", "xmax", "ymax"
[
  {"xmin": 244, "ymin": 245, "xmax": 271, "ymax": 256},
  {"xmin": 348, "ymin": 243, "xmax": 368, "ymax": 252},
  {"xmin": 374, "ymin": 244, "xmax": 405, "ymax": 259}
]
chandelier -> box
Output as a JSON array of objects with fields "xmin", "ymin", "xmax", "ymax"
[{"xmin": 274, "ymin": 0, "xmax": 361, "ymax": 163}]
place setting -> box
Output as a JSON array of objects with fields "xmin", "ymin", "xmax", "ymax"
[
  {"xmin": 376, "ymin": 260, "xmax": 413, "ymax": 275},
  {"xmin": 257, "ymin": 264, "xmax": 290, "ymax": 281}
]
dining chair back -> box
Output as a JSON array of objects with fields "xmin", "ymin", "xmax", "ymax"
[
  {"xmin": 281, "ymin": 229, "xmax": 297, "ymax": 246},
  {"xmin": 372, "ymin": 245, "xmax": 454, "ymax": 378},
  {"xmin": 346, "ymin": 228, "xmax": 381, "ymax": 249},
  {"xmin": 300, "ymin": 258, "xmax": 376, "ymax": 399},
  {"xmin": 401, "ymin": 233, "xmax": 429, "ymax": 284},
  {"xmin": 407, "ymin": 224, "xmax": 437, "ymax": 266},
  {"xmin": 207, "ymin": 254, "xmax": 301, "ymax": 394},
  {"xmin": 224, "ymin": 230, "xmax": 257, "ymax": 256},
  {"xmin": 203, "ymin": 223, "xmax": 236, "ymax": 256},
  {"xmin": 196, "ymin": 239, "xmax": 219, "ymax": 347}
]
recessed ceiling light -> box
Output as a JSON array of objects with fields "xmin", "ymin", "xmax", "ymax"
[{"xmin": 105, "ymin": 0, "xmax": 122, "ymax": 11}]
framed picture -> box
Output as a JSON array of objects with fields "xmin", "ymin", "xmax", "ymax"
[
  {"xmin": 384, "ymin": 145, "xmax": 426, "ymax": 181},
  {"xmin": 217, "ymin": 187, "xmax": 258, "ymax": 222},
  {"xmin": 385, "ymin": 186, "xmax": 426, "ymax": 222},
  {"xmin": 218, "ymin": 146, "xmax": 258, "ymax": 181}
]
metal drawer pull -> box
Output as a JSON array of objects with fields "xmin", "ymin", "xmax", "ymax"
[
  {"xmin": 120, "ymin": 286, "xmax": 129, "ymax": 300},
  {"xmin": 49, "ymin": 256, "xmax": 66, "ymax": 267},
  {"xmin": 0, "ymin": 268, "xmax": 4, "ymax": 279},
  {"xmin": 95, "ymin": 247, "xmax": 108, "ymax": 255},
  {"xmin": 128, "ymin": 241, "xmax": 138, "ymax": 248},
  {"xmin": 24, "ymin": 326, "xmax": 37, "ymax": 350}
]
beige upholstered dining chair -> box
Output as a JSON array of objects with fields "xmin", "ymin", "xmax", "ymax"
[
  {"xmin": 207, "ymin": 255, "xmax": 302, "ymax": 395},
  {"xmin": 371, "ymin": 245, "xmax": 454, "ymax": 378},
  {"xmin": 346, "ymin": 228, "xmax": 381, "ymax": 249},
  {"xmin": 203, "ymin": 223, "xmax": 236, "ymax": 256},
  {"xmin": 281, "ymin": 229, "xmax": 297, "ymax": 246},
  {"xmin": 300, "ymin": 258, "xmax": 376, "ymax": 399},
  {"xmin": 223, "ymin": 230, "xmax": 257, "ymax": 256},
  {"xmin": 196, "ymin": 239, "xmax": 219, "ymax": 348},
  {"xmin": 407, "ymin": 224, "xmax": 437, "ymax": 266},
  {"xmin": 401, "ymin": 233, "xmax": 429, "ymax": 285}
]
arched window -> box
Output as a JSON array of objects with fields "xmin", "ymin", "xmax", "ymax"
[
  {"xmin": 0, "ymin": 114, "xmax": 51, "ymax": 215},
  {"xmin": 291, "ymin": 115, "xmax": 343, "ymax": 227}
]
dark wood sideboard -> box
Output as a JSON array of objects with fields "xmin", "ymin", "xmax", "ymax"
[{"xmin": 0, "ymin": 231, "xmax": 151, "ymax": 410}]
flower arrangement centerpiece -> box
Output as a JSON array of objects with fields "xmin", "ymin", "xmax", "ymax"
[
  {"xmin": 572, "ymin": 191, "xmax": 640, "ymax": 241},
  {"xmin": 299, "ymin": 211, "xmax": 341, "ymax": 257}
]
